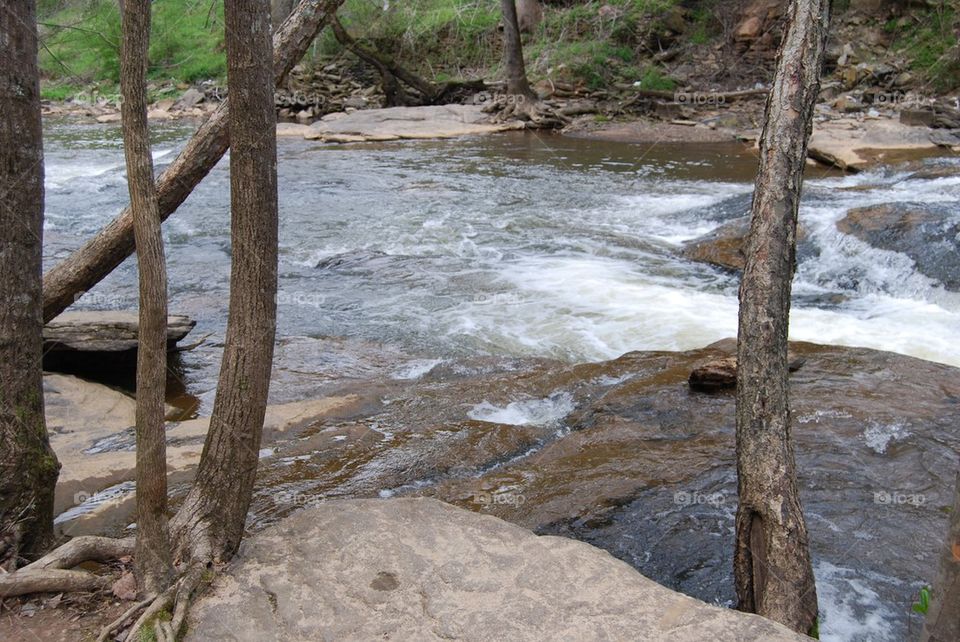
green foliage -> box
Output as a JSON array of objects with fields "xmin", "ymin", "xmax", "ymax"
[
  {"xmin": 912, "ymin": 585, "xmax": 931, "ymax": 615},
  {"xmin": 39, "ymin": 0, "xmax": 227, "ymax": 87},
  {"xmin": 888, "ymin": 7, "xmax": 959, "ymax": 91},
  {"xmin": 809, "ymin": 617, "xmax": 820, "ymax": 639},
  {"xmin": 637, "ymin": 65, "xmax": 675, "ymax": 90}
]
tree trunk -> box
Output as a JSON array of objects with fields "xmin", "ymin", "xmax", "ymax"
[
  {"xmin": 169, "ymin": 0, "xmax": 279, "ymax": 563},
  {"xmin": 272, "ymin": 0, "xmax": 297, "ymax": 31},
  {"xmin": 41, "ymin": 0, "xmax": 346, "ymax": 324},
  {"xmin": 0, "ymin": 0, "xmax": 61, "ymax": 569},
  {"xmin": 516, "ymin": 0, "xmax": 543, "ymax": 34},
  {"xmin": 921, "ymin": 472, "xmax": 960, "ymax": 642},
  {"xmin": 500, "ymin": 0, "xmax": 535, "ymax": 99},
  {"xmin": 119, "ymin": 0, "xmax": 174, "ymax": 597},
  {"xmin": 733, "ymin": 0, "xmax": 830, "ymax": 634}
]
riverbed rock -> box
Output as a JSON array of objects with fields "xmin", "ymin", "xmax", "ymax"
[
  {"xmin": 808, "ymin": 117, "xmax": 944, "ymax": 171},
  {"xmin": 680, "ymin": 217, "xmax": 750, "ymax": 271},
  {"xmin": 836, "ymin": 202, "xmax": 960, "ymax": 290},
  {"xmin": 186, "ymin": 497, "xmax": 807, "ymax": 642},
  {"xmin": 304, "ymin": 105, "xmax": 525, "ymax": 143},
  {"xmin": 43, "ymin": 311, "xmax": 195, "ymax": 353}
]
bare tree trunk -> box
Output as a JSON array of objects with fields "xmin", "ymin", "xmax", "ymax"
[
  {"xmin": 733, "ymin": 0, "xmax": 831, "ymax": 634},
  {"xmin": 0, "ymin": 0, "xmax": 61, "ymax": 569},
  {"xmin": 119, "ymin": 0, "xmax": 174, "ymax": 597},
  {"xmin": 922, "ymin": 472, "xmax": 960, "ymax": 642},
  {"xmin": 516, "ymin": 0, "xmax": 543, "ymax": 34},
  {"xmin": 272, "ymin": 0, "xmax": 297, "ymax": 31},
  {"xmin": 169, "ymin": 0, "xmax": 279, "ymax": 563},
  {"xmin": 500, "ymin": 0, "xmax": 535, "ymax": 99},
  {"xmin": 41, "ymin": 0, "xmax": 346, "ymax": 323}
]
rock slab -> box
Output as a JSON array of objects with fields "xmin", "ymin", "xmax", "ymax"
[
  {"xmin": 304, "ymin": 104, "xmax": 523, "ymax": 142},
  {"xmin": 43, "ymin": 311, "xmax": 195, "ymax": 353},
  {"xmin": 187, "ymin": 497, "xmax": 807, "ymax": 641}
]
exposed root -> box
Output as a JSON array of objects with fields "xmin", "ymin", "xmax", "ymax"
[
  {"xmin": 25, "ymin": 536, "xmax": 134, "ymax": 571},
  {"xmin": 0, "ymin": 536, "xmax": 135, "ymax": 599},
  {"xmin": 0, "ymin": 568, "xmax": 110, "ymax": 598},
  {"xmin": 112, "ymin": 563, "xmax": 208, "ymax": 642},
  {"xmin": 95, "ymin": 596, "xmax": 153, "ymax": 642},
  {"xmin": 482, "ymin": 95, "xmax": 570, "ymax": 129}
]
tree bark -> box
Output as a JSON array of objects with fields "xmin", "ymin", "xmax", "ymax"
[
  {"xmin": 0, "ymin": 0, "xmax": 61, "ymax": 569},
  {"xmin": 500, "ymin": 0, "xmax": 536, "ymax": 99},
  {"xmin": 272, "ymin": 0, "xmax": 297, "ymax": 31},
  {"xmin": 921, "ymin": 472, "xmax": 960, "ymax": 642},
  {"xmin": 41, "ymin": 0, "xmax": 346, "ymax": 323},
  {"xmin": 119, "ymin": 0, "xmax": 174, "ymax": 597},
  {"xmin": 733, "ymin": 0, "xmax": 830, "ymax": 634},
  {"xmin": 169, "ymin": 0, "xmax": 279, "ymax": 563}
]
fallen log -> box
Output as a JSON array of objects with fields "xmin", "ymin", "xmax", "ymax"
[{"xmin": 41, "ymin": 0, "xmax": 347, "ymax": 323}]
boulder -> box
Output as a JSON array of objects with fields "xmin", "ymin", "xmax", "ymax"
[
  {"xmin": 808, "ymin": 117, "xmax": 943, "ymax": 171},
  {"xmin": 680, "ymin": 217, "xmax": 750, "ymax": 271},
  {"xmin": 187, "ymin": 497, "xmax": 807, "ymax": 641},
  {"xmin": 304, "ymin": 105, "xmax": 525, "ymax": 143},
  {"xmin": 173, "ymin": 87, "xmax": 205, "ymax": 111},
  {"xmin": 43, "ymin": 311, "xmax": 195, "ymax": 354},
  {"xmin": 836, "ymin": 202, "xmax": 960, "ymax": 290}
]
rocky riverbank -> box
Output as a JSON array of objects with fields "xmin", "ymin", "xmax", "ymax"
[{"xmin": 15, "ymin": 334, "xmax": 957, "ymax": 640}]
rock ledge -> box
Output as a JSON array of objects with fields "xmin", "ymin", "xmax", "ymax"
[{"xmin": 187, "ymin": 497, "xmax": 806, "ymax": 641}]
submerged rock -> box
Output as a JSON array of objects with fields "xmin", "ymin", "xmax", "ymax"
[
  {"xmin": 187, "ymin": 497, "xmax": 807, "ymax": 641},
  {"xmin": 837, "ymin": 202, "xmax": 960, "ymax": 290},
  {"xmin": 680, "ymin": 216, "xmax": 811, "ymax": 272}
]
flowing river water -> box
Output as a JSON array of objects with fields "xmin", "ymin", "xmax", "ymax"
[{"xmin": 42, "ymin": 119, "xmax": 960, "ymax": 641}]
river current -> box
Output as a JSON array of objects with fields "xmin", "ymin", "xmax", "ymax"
[{"xmin": 42, "ymin": 119, "xmax": 960, "ymax": 641}]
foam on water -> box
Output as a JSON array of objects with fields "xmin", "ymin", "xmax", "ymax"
[
  {"xmin": 815, "ymin": 561, "xmax": 903, "ymax": 642},
  {"xmin": 468, "ymin": 392, "xmax": 575, "ymax": 426}
]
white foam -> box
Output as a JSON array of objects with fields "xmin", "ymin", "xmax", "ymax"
[
  {"xmin": 815, "ymin": 561, "xmax": 899, "ymax": 642},
  {"xmin": 468, "ymin": 392, "xmax": 574, "ymax": 426}
]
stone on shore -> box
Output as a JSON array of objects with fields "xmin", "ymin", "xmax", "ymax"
[
  {"xmin": 186, "ymin": 497, "xmax": 807, "ymax": 642},
  {"xmin": 303, "ymin": 104, "xmax": 524, "ymax": 142},
  {"xmin": 44, "ymin": 311, "xmax": 195, "ymax": 353},
  {"xmin": 808, "ymin": 118, "xmax": 948, "ymax": 171}
]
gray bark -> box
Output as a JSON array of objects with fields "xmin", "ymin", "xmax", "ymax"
[
  {"xmin": 734, "ymin": 0, "xmax": 831, "ymax": 634},
  {"xmin": 921, "ymin": 472, "xmax": 960, "ymax": 642},
  {"xmin": 169, "ymin": 0, "xmax": 279, "ymax": 563},
  {"xmin": 41, "ymin": 0, "xmax": 346, "ymax": 323},
  {"xmin": 119, "ymin": 0, "xmax": 174, "ymax": 596},
  {"xmin": 500, "ymin": 0, "xmax": 535, "ymax": 99},
  {"xmin": 0, "ymin": 0, "xmax": 61, "ymax": 569}
]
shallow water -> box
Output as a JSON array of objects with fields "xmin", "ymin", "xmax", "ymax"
[{"xmin": 42, "ymin": 120, "xmax": 960, "ymax": 641}]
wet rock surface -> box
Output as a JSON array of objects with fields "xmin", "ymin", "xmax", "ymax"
[
  {"xmin": 187, "ymin": 497, "xmax": 807, "ymax": 642},
  {"xmin": 837, "ymin": 202, "xmax": 960, "ymax": 290}
]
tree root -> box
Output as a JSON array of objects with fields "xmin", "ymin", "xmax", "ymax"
[
  {"xmin": 0, "ymin": 536, "xmax": 135, "ymax": 598},
  {"xmin": 482, "ymin": 95, "xmax": 570, "ymax": 129},
  {"xmin": 96, "ymin": 563, "xmax": 207, "ymax": 642}
]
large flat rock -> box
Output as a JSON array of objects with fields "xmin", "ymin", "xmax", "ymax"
[
  {"xmin": 304, "ymin": 104, "xmax": 524, "ymax": 142},
  {"xmin": 44, "ymin": 311, "xmax": 195, "ymax": 353},
  {"xmin": 808, "ymin": 117, "xmax": 948, "ymax": 171},
  {"xmin": 187, "ymin": 497, "xmax": 806, "ymax": 641}
]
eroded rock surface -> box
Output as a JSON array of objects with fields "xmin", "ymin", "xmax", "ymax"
[
  {"xmin": 187, "ymin": 497, "xmax": 807, "ymax": 641},
  {"xmin": 304, "ymin": 105, "xmax": 524, "ymax": 142}
]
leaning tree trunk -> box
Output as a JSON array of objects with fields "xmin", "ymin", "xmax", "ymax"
[
  {"xmin": 921, "ymin": 472, "xmax": 960, "ymax": 642},
  {"xmin": 169, "ymin": 0, "xmax": 279, "ymax": 563},
  {"xmin": 119, "ymin": 0, "xmax": 174, "ymax": 596},
  {"xmin": 500, "ymin": 0, "xmax": 535, "ymax": 99},
  {"xmin": 734, "ymin": 0, "xmax": 830, "ymax": 634},
  {"xmin": 0, "ymin": 0, "xmax": 61, "ymax": 569},
  {"xmin": 41, "ymin": 0, "xmax": 346, "ymax": 324}
]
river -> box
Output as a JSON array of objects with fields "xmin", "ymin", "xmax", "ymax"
[{"xmin": 42, "ymin": 119, "xmax": 960, "ymax": 641}]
